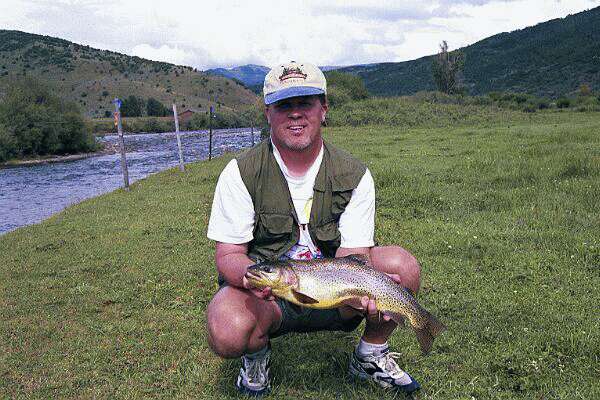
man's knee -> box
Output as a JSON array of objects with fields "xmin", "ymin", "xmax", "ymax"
[
  {"xmin": 206, "ymin": 289, "xmax": 257, "ymax": 358},
  {"xmin": 370, "ymin": 245, "xmax": 421, "ymax": 294}
]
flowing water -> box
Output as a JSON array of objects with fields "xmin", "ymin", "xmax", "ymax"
[{"xmin": 0, "ymin": 128, "xmax": 257, "ymax": 235}]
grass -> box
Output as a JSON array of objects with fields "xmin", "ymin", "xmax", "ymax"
[{"xmin": 1, "ymin": 111, "xmax": 599, "ymax": 399}]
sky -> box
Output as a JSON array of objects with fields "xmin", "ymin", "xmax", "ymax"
[{"xmin": 1, "ymin": 0, "xmax": 599, "ymax": 70}]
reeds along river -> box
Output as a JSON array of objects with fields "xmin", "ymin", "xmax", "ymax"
[{"xmin": 0, "ymin": 128, "xmax": 257, "ymax": 235}]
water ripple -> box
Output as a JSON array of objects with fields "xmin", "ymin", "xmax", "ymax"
[{"xmin": 0, "ymin": 128, "xmax": 258, "ymax": 234}]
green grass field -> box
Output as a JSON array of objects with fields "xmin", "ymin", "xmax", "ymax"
[{"xmin": 1, "ymin": 111, "xmax": 599, "ymax": 399}]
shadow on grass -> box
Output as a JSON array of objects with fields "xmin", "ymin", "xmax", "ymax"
[{"xmin": 215, "ymin": 329, "xmax": 415, "ymax": 399}]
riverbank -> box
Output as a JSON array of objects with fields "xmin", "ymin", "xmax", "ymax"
[
  {"xmin": 0, "ymin": 142, "xmax": 118, "ymax": 168},
  {"xmin": 1, "ymin": 114, "xmax": 599, "ymax": 398}
]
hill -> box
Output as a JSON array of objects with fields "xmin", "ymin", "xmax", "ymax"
[
  {"xmin": 338, "ymin": 6, "xmax": 600, "ymax": 97},
  {"xmin": 206, "ymin": 64, "xmax": 269, "ymax": 87},
  {"xmin": 0, "ymin": 30, "xmax": 258, "ymax": 118},
  {"xmin": 206, "ymin": 64, "xmax": 347, "ymax": 93}
]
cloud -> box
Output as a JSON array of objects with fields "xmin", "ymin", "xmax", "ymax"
[
  {"xmin": 130, "ymin": 44, "xmax": 196, "ymax": 66},
  {"xmin": 1, "ymin": 0, "xmax": 598, "ymax": 69}
]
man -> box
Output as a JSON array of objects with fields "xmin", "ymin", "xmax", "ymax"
[{"xmin": 206, "ymin": 61, "xmax": 422, "ymax": 396}]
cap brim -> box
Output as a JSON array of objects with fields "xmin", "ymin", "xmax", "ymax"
[{"xmin": 264, "ymin": 86, "xmax": 325, "ymax": 105}]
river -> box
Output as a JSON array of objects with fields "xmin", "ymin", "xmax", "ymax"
[{"xmin": 0, "ymin": 128, "xmax": 258, "ymax": 235}]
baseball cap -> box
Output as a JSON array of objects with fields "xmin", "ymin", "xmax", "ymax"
[{"xmin": 263, "ymin": 61, "xmax": 327, "ymax": 105}]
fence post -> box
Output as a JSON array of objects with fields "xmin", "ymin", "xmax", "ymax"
[
  {"xmin": 113, "ymin": 98, "xmax": 129, "ymax": 190},
  {"xmin": 209, "ymin": 106, "xmax": 213, "ymax": 161},
  {"xmin": 172, "ymin": 103, "xmax": 185, "ymax": 172}
]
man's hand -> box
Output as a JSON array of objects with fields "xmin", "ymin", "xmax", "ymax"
[
  {"xmin": 242, "ymin": 275, "xmax": 275, "ymax": 301},
  {"xmin": 358, "ymin": 272, "xmax": 403, "ymax": 323}
]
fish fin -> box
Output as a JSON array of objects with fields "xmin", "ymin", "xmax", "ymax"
[
  {"xmin": 343, "ymin": 254, "xmax": 371, "ymax": 266},
  {"xmin": 414, "ymin": 313, "xmax": 447, "ymax": 355},
  {"xmin": 291, "ymin": 289, "xmax": 319, "ymax": 305}
]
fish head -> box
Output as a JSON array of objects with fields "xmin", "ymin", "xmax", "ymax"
[{"xmin": 245, "ymin": 261, "xmax": 297, "ymax": 291}]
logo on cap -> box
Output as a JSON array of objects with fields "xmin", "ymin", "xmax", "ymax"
[{"xmin": 279, "ymin": 66, "xmax": 307, "ymax": 82}]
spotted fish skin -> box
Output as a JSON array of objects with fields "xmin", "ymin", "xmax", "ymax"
[{"xmin": 246, "ymin": 255, "xmax": 446, "ymax": 354}]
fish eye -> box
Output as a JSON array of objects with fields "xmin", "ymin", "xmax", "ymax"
[{"xmin": 261, "ymin": 265, "xmax": 272, "ymax": 273}]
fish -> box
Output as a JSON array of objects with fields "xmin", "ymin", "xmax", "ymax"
[{"xmin": 245, "ymin": 254, "xmax": 446, "ymax": 354}]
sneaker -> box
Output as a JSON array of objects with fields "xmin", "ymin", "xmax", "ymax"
[
  {"xmin": 236, "ymin": 345, "xmax": 271, "ymax": 396},
  {"xmin": 349, "ymin": 348, "xmax": 421, "ymax": 393}
]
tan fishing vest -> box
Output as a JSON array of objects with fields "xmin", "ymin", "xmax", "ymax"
[{"xmin": 236, "ymin": 140, "xmax": 366, "ymax": 261}]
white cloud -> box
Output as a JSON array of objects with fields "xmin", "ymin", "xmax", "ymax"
[
  {"xmin": 130, "ymin": 44, "xmax": 196, "ymax": 66},
  {"xmin": 0, "ymin": 0, "xmax": 598, "ymax": 69}
]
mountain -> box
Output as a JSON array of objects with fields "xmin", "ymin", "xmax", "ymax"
[
  {"xmin": 337, "ymin": 7, "xmax": 600, "ymax": 97},
  {"xmin": 0, "ymin": 30, "xmax": 258, "ymax": 118},
  {"xmin": 206, "ymin": 64, "xmax": 346, "ymax": 91},
  {"xmin": 206, "ymin": 64, "xmax": 269, "ymax": 87}
]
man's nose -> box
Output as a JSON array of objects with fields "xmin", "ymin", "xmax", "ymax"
[{"xmin": 288, "ymin": 107, "xmax": 302, "ymax": 118}]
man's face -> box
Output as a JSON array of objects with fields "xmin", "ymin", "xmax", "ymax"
[{"xmin": 265, "ymin": 95, "xmax": 328, "ymax": 152}]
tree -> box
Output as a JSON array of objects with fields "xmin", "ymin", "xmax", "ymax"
[
  {"xmin": 578, "ymin": 84, "xmax": 591, "ymax": 97},
  {"xmin": 431, "ymin": 41, "xmax": 465, "ymax": 94},
  {"xmin": 146, "ymin": 97, "xmax": 170, "ymax": 117},
  {"xmin": 120, "ymin": 95, "xmax": 144, "ymax": 117},
  {"xmin": 325, "ymin": 71, "xmax": 369, "ymax": 106},
  {"xmin": 0, "ymin": 77, "xmax": 96, "ymax": 161}
]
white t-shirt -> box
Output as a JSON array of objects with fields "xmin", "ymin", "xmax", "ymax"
[{"xmin": 207, "ymin": 143, "xmax": 375, "ymax": 259}]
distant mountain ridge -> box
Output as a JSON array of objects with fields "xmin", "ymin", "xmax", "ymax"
[
  {"xmin": 206, "ymin": 64, "xmax": 345, "ymax": 90},
  {"xmin": 0, "ymin": 30, "xmax": 257, "ymax": 117},
  {"xmin": 206, "ymin": 64, "xmax": 269, "ymax": 87},
  {"xmin": 337, "ymin": 6, "xmax": 600, "ymax": 97}
]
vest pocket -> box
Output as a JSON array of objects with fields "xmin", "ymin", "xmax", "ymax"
[
  {"xmin": 253, "ymin": 213, "xmax": 294, "ymax": 248},
  {"xmin": 313, "ymin": 219, "xmax": 341, "ymax": 256}
]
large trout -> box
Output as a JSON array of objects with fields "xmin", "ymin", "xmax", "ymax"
[{"xmin": 245, "ymin": 255, "xmax": 446, "ymax": 354}]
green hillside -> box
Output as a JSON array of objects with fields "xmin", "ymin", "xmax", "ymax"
[
  {"xmin": 0, "ymin": 30, "xmax": 258, "ymax": 118},
  {"xmin": 339, "ymin": 6, "xmax": 600, "ymax": 97}
]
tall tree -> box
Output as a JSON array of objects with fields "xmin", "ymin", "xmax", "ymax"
[
  {"xmin": 146, "ymin": 98, "xmax": 170, "ymax": 117},
  {"xmin": 120, "ymin": 95, "xmax": 144, "ymax": 117},
  {"xmin": 431, "ymin": 41, "xmax": 465, "ymax": 94}
]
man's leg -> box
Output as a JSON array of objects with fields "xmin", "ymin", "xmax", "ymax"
[
  {"xmin": 206, "ymin": 286, "xmax": 282, "ymax": 395},
  {"xmin": 347, "ymin": 245, "xmax": 422, "ymax": 393}
]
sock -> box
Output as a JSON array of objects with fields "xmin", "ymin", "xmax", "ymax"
[
  {"xmin": 356, "ymin": 338, "xmax": 389, "ymax": 356},
  {"xmin": 245, "ymin": 345, "xmax": 269, "ymax": 359}
]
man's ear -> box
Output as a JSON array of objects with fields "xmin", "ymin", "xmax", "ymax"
[{"xmin": 264, "ymin": 106, "xmax": 270, "ymax": 124}]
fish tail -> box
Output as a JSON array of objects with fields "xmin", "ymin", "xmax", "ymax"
[{"xmin": 413, "ymin": 312, "xmax": 446, "ymax": 355}]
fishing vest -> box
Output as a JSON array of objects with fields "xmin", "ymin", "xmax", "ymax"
[{"xmin": 236, "ymin": 139, "xmax": 366, "ymax": 261}]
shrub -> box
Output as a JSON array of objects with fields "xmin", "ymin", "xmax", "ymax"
[
  {"xmin": 557, "ymin": 97, "xmax": 571, "ymax": 108},
  {"xmin": 0, "ymin": 78, "xmax": 97, "ymax": 160},
  {"xmin": 579, "ymin": 84, "xmax": 592, "ymax": 97},
  {"xmin": 120, "ymin": 95, "xmax": 144, "ymax": 117},
  {"xmin": 146, "ymin": 98, "xmax": 170, "ymax": 117},
  {"xmin": 325, "ymin": 71, "xmax": 369, "ymax": 104},
  {"xmin": 537, "ymin": 98, "xmax": 550, "ymax": 110}
]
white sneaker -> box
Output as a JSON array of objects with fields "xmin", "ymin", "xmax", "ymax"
[
  {"xmin": 236, "ymin": 345, "xmax": 271, "ymax": 396},
  {"xmin": 349, "ymin": 348, "xmax": 421, "ymax": 393}
]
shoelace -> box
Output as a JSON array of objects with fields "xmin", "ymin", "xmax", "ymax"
[
  {"xmin": 377, "ymin": 351, "xmax": 406, "ymax": 378},
  {"xmin": 245, "ymin": 354, "xmax": 269, "ymax": 384}
]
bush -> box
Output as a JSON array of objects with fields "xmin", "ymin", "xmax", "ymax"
[
  {"xmin": 146, "ymin": 97, "xmax": 170, "ymax": 117},
  {"xmin": 324, "ymin": 71, "xmax": 369, "ymax": 106},
  {"xmin": 537, "ymin": 98, "xmax": 550, "ymax": 110},
  {"xmin": 557, "ymin": 97, "xmax": 571, "ymax": 108},
  {"xmin": 120, "ymin": 95, "xmax": 144, "ymax": 117},
  {"xmin": 0, "ymin": 78, "xmax": 97, "ymax": 161}
]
